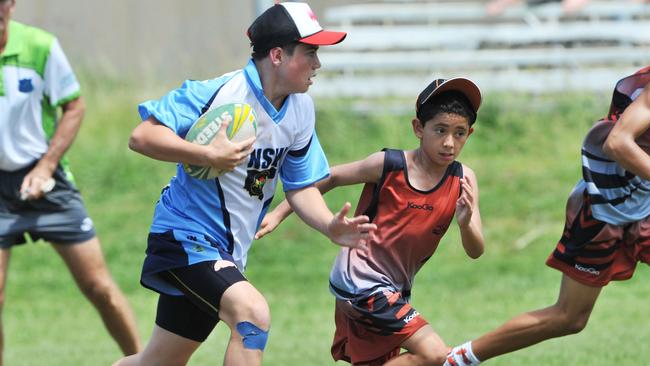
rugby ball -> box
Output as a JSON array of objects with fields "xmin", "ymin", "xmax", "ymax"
[{"xmin": 183, "ymin": 102, "xmax": 257, "ymax": 179}]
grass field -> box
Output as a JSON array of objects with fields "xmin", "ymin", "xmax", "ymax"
[{"xmin": 4, "ymin": 79, "xmax": 650, "ymax": 365}]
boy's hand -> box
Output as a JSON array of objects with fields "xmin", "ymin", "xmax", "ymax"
[
  {"xmin": 327, "ymin": 202, "xmax": 376, "ymax": 250},
  {"xmin": 456, "ymin": 177, "xmax": 475, "ymax": 227},
  {"xmin": 205, "ymin": 118, "xmax": 256, "ymax": 172},
  {"xmin": 255, "ymin": 212, "xmax": 282, "ymax": 240},
  {"xmin": 20, "ymin": 164, "xmax": 56, "ymax": 200}
]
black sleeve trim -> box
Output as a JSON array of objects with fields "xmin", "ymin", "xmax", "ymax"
[
  {"xmin": 200, "ymin": 88, "xmax": 221, "ymax": 115},
  {"xmin": 288, "ymin": 136, "xmax": 313, "ymax": 157}
]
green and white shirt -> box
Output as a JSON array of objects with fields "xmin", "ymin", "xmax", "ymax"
[{"xmin": 0, "ymin": 20, "xmax": 80, "ymax": 172}]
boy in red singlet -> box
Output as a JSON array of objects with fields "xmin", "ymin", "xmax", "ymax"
[
  {"xmin": 444, "ymin": 67, "xmax": 650, "ymax": 366},
  {"xmin": 256, "ymin": 78, "xmax": 486, "ymax": 365}
]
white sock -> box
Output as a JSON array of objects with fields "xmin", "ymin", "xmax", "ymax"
[{"xmin": 445, "ymin": 341, "xmax": 481, "ymax": 366}]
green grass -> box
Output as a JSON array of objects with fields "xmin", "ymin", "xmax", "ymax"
[{"xmin": 4, "ymin": 80, "xmax": 649, "ymax": 365}]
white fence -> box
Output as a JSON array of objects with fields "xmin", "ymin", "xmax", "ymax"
[{"xmin": 310, "ymin": 0, "xmax": 650, "ymax": 97}]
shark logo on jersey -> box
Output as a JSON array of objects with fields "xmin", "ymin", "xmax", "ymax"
[
  {"xmin": 245, "ymin": 168, "xmax": 276, "ymax": 199},
  {"xmin": 245, "ymin": 147, "xmax": 288, "ymax": 200}
]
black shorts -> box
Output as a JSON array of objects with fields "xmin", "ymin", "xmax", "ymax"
[
  {"xmin": 0, "ymin": 163, "xmax": 96, "ymax": 248},
  {"xmin": 155, "ymin": 261, "xmax": 247, "ymax": 342}
]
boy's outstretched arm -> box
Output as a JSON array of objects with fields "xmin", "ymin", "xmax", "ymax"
[
  {"xmin": 604, "ymin": 84, "xmax": 650, "ymax": 180},
  {"xmin": 286, "ymin": 187, "xmax": 375, "ymax": 249},
  {"xmin": 456, "ymin": 166, "xmax": 484, "ymax": 259},
  {"xmin": 255, "ymin": 151, "xmax": 385, "ymax": 240}
]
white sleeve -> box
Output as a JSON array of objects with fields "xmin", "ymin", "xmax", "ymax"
[{"xmin": 44, "ymin": 38, "xmax": 81, "ymax": 106}]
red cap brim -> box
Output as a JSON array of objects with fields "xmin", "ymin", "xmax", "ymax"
[{"xmin": 299, "ymin": 30, "xmax": 347, "ymax": 46}]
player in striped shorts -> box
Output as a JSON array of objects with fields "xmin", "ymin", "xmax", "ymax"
[{"xmin": 445, "ymin": 67, "xmax": 650, "ymax": 366}]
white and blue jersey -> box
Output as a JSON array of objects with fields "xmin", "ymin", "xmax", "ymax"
[{"xmin": 138, "ymin": 59, "xmax": 329, "ymax": 295}]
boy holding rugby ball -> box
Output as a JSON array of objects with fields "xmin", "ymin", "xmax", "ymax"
[{"xmin": 113, "ymin": 3, "xmax": 375, "ymax": 366}]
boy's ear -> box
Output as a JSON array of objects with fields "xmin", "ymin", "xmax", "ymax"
[
  {"xmin": 468, "ymin": 127, "xmax": 474, "ymax": 136},
  {"xmin": 269, "ymin": 47, "xmax": 283, "ymax": 66},
  {"xmin": 412, "ymin": 118, "xmax": 424, "ymax": 138}
]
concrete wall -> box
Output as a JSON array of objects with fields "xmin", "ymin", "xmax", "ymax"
[{"xmin": 13, "ymin": 0, "xmax": 353, "ymax": 82}]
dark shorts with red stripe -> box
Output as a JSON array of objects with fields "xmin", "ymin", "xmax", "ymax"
[
  {"xmin": 331, "ymin": 287, "xmax": 427, "ymax": 365},
  {"xmin": 547, "ymin": 187, "xmax": 650, "ymax": 287}
]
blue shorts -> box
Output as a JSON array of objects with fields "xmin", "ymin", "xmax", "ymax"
[
  {"xmin": 0, "ymin": 163, "xmax": 95, "ymax": 248},
  {"xmin": 141, "ymin": 230, "xmax": 240, "ymax": 295}
]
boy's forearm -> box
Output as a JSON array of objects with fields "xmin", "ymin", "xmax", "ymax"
[
  {"xmin": 129, "ymin": 122, "xmax": 210, "ymax": 165},
  {"xmin": 459, "ymin": 222, "xmax": 484, "ymax": 258},
  {"xmin": 273, "ymin": 199, "xmax": 294, "ymax": 222},
  {"xmin": 275, "ymin": 177, "xmax": 334, "ymax": 221},
  {"xmin": 38, "ymin": 97, "xmax": 85, "ymax": 174},
  {"xmin": 604, "ymin": 86, "xmax": 650, "ymax": 179},
  {"xmin": 608, "ymin": 143, "xmax": 650, "ymax": 180},
  {"xmin": 286, "ymin": 187, "xmax": 333, "ymax": 237}
]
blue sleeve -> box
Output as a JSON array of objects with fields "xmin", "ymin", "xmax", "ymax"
[
  {"xmin": 137, "ymin": 77, "xmax": 229, "ymax": 137},
  {"xmin": 280, "ymin": 133, "xmax": 330, "ymax": 191}
]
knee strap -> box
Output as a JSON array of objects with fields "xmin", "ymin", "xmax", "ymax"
[{"xmin": 236, "ymin": 321, "xmax": 269, "ymax": 351}]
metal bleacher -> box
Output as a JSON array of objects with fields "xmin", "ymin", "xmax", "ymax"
[{"xmin": 310, "ymin": 0, "xmax": 650, "ymax": 97}]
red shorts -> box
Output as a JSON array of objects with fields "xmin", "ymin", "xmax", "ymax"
[
  {"xmin": 331, "ymin": 289, "xmax": 428, "ymax": 365},
  {"xmin": 547, "ymin": 188, "xmax": 650, "ymax": 287}
]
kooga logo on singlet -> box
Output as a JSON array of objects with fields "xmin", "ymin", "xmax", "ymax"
[{"xmin": 407, "ymin": 202, "xmax": 433, "ymax": 211}]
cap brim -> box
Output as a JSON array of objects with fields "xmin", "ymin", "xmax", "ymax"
[
  {"xmin": 423, "ymin": 78, "xmax": 482, "ymax": 113},
  {"xmin": 608, "ymin": 68, "xmax": 650, "ymax": 118},
  {"xmin": 299, "ymin": 30, "xmax": 347, "ymax": 45}
]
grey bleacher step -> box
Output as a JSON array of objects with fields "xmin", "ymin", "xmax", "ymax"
[
  {"xmin": 318, "ymin": 47, "xmax": 650, "ymax": 71},
  {"xmin": 326, "ymin": 1, "xmax": 650, "ymax": 25}
]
